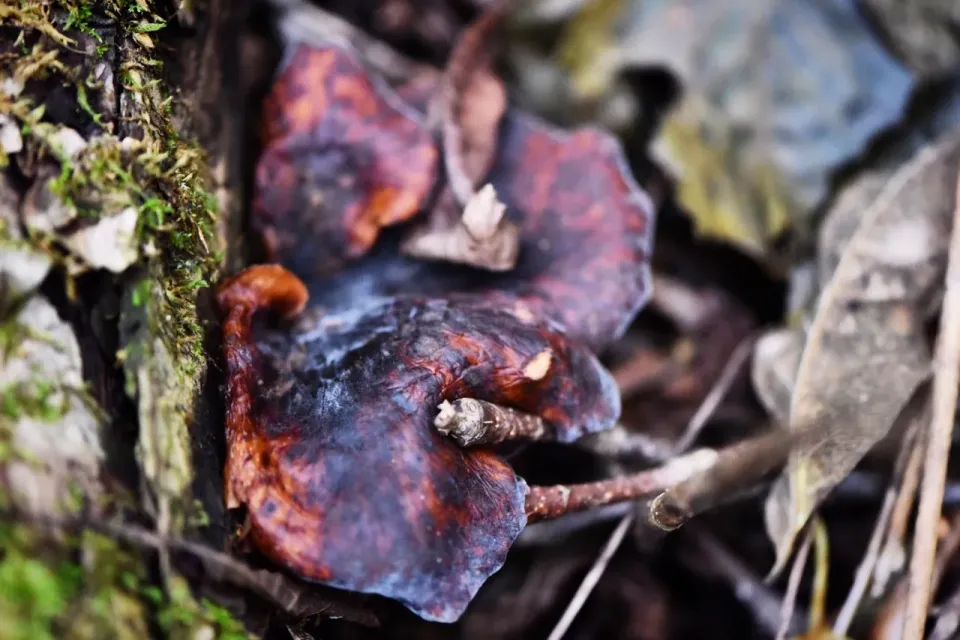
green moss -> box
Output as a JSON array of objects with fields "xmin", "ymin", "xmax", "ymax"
[
  {"xmin": 0, "ymin": 379, "xmax": 68, "ymax": 423},
  {"xmin": 0, "ymin": 524, "xmax": 151, "ymax": 640},
  {"xmin": 0, "ymin": 3, "xmax": 234, "ymax": 637},
  {"xmin": 2, "ymin": 0, "xmax": 220, "ymax": 383}
]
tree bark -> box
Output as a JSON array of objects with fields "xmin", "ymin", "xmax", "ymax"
[{"xmin": 0, "ymin": 1, "xmax": 252, "ymax": 636}]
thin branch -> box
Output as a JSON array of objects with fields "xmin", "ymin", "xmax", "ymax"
[
  {"xmin": 776, "ymin": 526, "xmax": 813, "ymax": 640},
  {"xmin": 874, "ymin": 419, "xmax": 927, "ymax": 597},
  {"xmin": 902, "ymin": 163, "xmax": 960, "ymax": 639},
  {"xmin": 648, "ymin": 428, "xmax": 794, "ymax": 531},
  {"xmin": 833, "ymin": 414, "xmax": 925, "ymax": 635},
  {"xmin": 542, "ymin": 331, "xmax": 754, "ymax": 638},
  {"xmin": 545, "ymin": 514, "xmax": 635, "ymax": 640},
  {"xmin": 435, "ymin": 396, "xmax": 549, "ymax": 447},
  {"xmin": 525, "ymin": 448, "xmax": 718, "ymax": 522},
  {"xmin": 671, "ymin": 336, "xmax": 754, "ymax": 453}
]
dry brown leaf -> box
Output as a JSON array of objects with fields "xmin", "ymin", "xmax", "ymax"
[
  {"xmin": 434, "ymin": 2, "xmax": 509, "ymax": 205},
  {"xmin": 400, "ymin": 4, "xmax": 521, "ymax": 272},
  {"xmin": 751, "ymin": 327, "xmax": 805, "ymax": 426},
  {"xmin": 765, "ymin": 130, "xmax": 960, "ymax": 576}
]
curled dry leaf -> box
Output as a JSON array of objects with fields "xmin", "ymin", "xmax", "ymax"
[
  {"xmin": 225, "ymin": 42, "xmax": 654, "ymax": 621},
  {"xmin": 401, "ymin": 183, "xmax": 520, "ymax": 271},
  {"xmin": 764, "ymin": 131, "xmax": 960, "ymax": 575},
  {"xmin": 433, "ymin": 2, "xmax": 509, "ymax": 205},
  {"xmin": 401, "ymin": 4, "xmax": 522, "ymax": 272}
]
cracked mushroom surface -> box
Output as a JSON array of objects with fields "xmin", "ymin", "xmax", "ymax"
[{"xmin": 220, "ymin": 41, "xmax": 655, "ymax": 622}]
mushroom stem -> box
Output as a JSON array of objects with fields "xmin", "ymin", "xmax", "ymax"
[
  {"xmin": 434, "ymin": 398, "xmax": 551, "ymax": 447},
  {"xmin": 524, "ymin": 448, "xmax": 719, "ymax": 523}
]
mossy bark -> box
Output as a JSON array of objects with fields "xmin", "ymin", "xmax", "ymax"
[{"xmin": 0, "ymin": 1, "xmax": 246, "ymax": 637}]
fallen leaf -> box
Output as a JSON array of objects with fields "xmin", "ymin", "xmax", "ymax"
[
  {"xmin": 859, "ymin": 0, "xmax": 960, "ymax": 76},
  {"xmin": 433, "ymin": 2, "xmax": 509, "ymax": 205},
  {"xmin": 618, "ymin": 0, "xmax": 914, "ymax": 260},
  {"xmin": 401, "ymin": 183, "xmax": 520, "ymax": 271},
  {"xmin": 401, "ymin": 5, "xmax": 522, "ymax": 272},
  {"xmin": 764, "ymin": 130, "xmax": 960, "ymax": 574}
]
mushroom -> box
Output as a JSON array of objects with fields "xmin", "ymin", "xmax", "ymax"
[{"xmin": 219, "ymin": 40, "xmax": 656, "ymax": 622}]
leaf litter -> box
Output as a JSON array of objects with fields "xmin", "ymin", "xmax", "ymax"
[
  {"xmin": 12, "ymin": 0, "xmax": 960, "ymax": 638},
  {"xmin": 761, "ymin": 131, "xmax": 960, "ymax": 576}
]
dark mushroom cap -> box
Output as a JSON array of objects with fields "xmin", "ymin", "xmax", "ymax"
[
  {"xmin": 218, "ymin": 267, "xmax": 619, "ymax": 621},
  {"xmin": 222, "ymin": 42, "xmax": 656, "ymax": 622}
]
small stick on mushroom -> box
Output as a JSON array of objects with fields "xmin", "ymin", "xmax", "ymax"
[{"xmin": 435, "ymin": 397, "xmax": 549, "ymax": 446}]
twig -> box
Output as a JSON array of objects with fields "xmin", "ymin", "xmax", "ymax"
[
  {"xmin": 577, "ymin": 423, "xmax": 676, "ymax": 463},
  {"xmin": 648, "ymin": 428, "xmax": 794, "ymax": 531},
  {"xmin": 435, "ymin": 396, "xmax": 549, "ymax": 446},
  {"xmin": 516, "ymin": 502, "xmax": 632, "ymax": 546},
  {"xmin": 876, "ymin": 512, "xmax": 960, "ymax": 639},
  {"xmin": 776, "ymin": 526, "xmax": 813, "ymax": 640},
  {"xmin": 544, "ymin": 514, "xmax": 634, "ymax": 640},
  {"xmin": 875, "ymin": 420, "xmax": 927, "ymax": 597},
  {"xmin": 902, "ymin": 164, "xmax": 960, "ymax": 639},
  {"xmin": 24, "ymin": 512, "xmax": 380, "ymax": 626},
  {"xmin": 525, "ymin": 448, "xmax": 718, "ymax": 522},
  {"xmin": 671, "ymin": 336, "xmax": 754, "ymax": 453},
  {"xmin": 543, "ymin": 331, "xmax": 753, "ymax": 638},
  {"xmin": 833, "ymin": 409, "xmax": 926, "ymax": 635}
]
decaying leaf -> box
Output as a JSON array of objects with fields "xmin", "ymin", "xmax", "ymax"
[
  {"xmin": 401, "ymin": 4, "xmax": 522, "ymax": 272},
  {"xmin": 764, "ymin": 131, "xmax": 960, "ymax": 574},
  {"xmin": 433, "ymin": 2, "xmax": 509, "ymax": 205},
  {"xmin": 226, "ymin": 41, "xmax": 655, "ymax": 621},
  {"xmin": 401, "ymin": 183, "xmax": 520, "ymax": 271},
  {"xmin": 0, "ymin": 296, "xmax": 104, "ymax": 517},
  {"xmin": 618, "ymin": 0, "xmax": 914, "ymax": 259},
  {"xmin": 859, "ymin": 0, "xmax": 960, "ymax": 76}
]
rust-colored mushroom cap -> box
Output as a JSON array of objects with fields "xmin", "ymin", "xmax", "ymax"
[
  {"xmin": 220, "ymin": 42, "xmax": 655, "ymax": 622},
  {"xmin": 255, "ymin": 46, "xmax": 438, "ymax": 274}
]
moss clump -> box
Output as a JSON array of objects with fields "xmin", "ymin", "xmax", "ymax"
[
  {"xmin": 1, "ymin": 0, "xmax": 220, "ymax": 380},
  {"xmin": 0, "ymin": 524, "xmax": 150, "ymax": 640}
]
